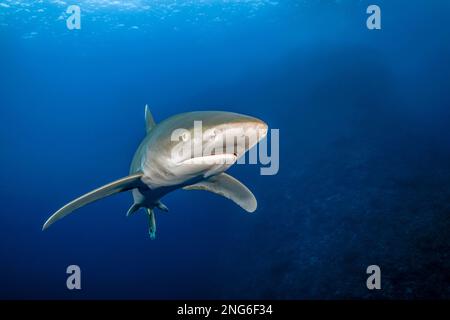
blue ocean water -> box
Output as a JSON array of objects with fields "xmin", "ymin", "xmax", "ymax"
[{"xmin": 1, "ymin": 0, "xmax": 450, "ymax": 299}]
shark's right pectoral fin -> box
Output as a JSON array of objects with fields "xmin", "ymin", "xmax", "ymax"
[
  {"xmin": 42, "ymin": 173, "xmax": 144, "ymax": 230},
  {"xmin": 183, "ymin": 173, "xmax": 257, "ymax": 212}
]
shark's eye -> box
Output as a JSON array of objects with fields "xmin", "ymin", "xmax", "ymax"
[
  {"xmin": 181, "ymin": 132, "xmax": 189, "ymax": 142},
  {"xmin": 209, "ymin": 129, "xmax": 219, "ymax": 141}
]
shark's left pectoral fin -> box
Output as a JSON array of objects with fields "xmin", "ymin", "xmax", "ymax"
[{"xmin": 183, "ymin": 173, "xmax": 257, "ymax": 212}]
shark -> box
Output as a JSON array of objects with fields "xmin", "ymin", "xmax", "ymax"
[{"xmin": 42, "ymin": 106, "xmax": 268, "ymax": 238}]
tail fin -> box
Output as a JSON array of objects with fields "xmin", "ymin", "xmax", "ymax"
[
  {"xmin": 146, "ymin": 208, "xmax": 156, "ymax": 239},
  {"xmin": 42, "ymin": 173, "xmax": 144, "ymax": 230}
]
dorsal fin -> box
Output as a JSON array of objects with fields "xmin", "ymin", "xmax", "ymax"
[{"xmin": 144, "ymin": 104, "xmax": 156, "ymax": 132}]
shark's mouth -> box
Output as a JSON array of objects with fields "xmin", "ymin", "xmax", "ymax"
[{"xmin": 178, "ymin": 153, "xmax": 237, "ymax": 166}]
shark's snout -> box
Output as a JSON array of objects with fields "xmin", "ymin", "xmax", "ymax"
[
  {"xmin": 229, "ymin": 117, "xmax": 268, "ymax": 155},
  {"xmin": 254, "ymin": 119, "xmax": 268, "ymax": 139}
]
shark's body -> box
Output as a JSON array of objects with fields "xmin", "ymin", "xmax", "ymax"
[{"xmin": 43, "ymin": 106, "xmax": 268, "ymax": 238}]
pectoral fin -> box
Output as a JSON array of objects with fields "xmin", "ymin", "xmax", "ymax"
[
  {"xmin": 43, "ymin": 173, "xmax": 144, "ymax": 230},
  {"xmin": 183, "ymin": 173, "xmax": 257, "ymax": 212},
  {"xmin": 126, "ymin": 203, "xmax": 141, "ymax": 217}
]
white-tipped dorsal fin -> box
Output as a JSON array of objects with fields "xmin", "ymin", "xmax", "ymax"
[
  {"xmin": 183, "ymin": 173, "xmax": 257, "ymax": 212},
  {"xmin": 42, "ymin": 173, "xmax": 144, "ymax": 230},
  {"xmin": 144, "ymin": 104, "xmax": 156, "ymax": 132}
]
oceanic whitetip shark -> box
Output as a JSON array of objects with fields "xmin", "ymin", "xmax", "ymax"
[{"xmin": 42, "ymin": 106, "xmax": 268, "ymax": 238}]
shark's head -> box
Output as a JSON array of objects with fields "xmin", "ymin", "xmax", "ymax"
[{"xmin": 142, "ymin": 111, "xmax": 268, "ymax": 188}]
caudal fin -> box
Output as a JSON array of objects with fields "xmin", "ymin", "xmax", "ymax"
[{"xmin": 42, "ymin": 173, "xmax": 144, "ymax": 230}]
